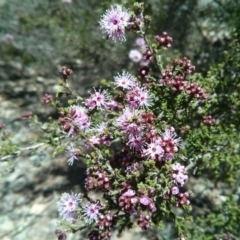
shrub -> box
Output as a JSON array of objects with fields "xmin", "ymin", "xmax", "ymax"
[{"xmin": 1, "ymin": 2, "xmax": 240, "ymax": 240}]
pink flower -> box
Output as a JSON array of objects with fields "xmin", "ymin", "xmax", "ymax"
[
  {"xmin": 126, "ymin": 87, "xmax": 152, "ymax": 109},
  {"xmin": 125, "ymin": 122, "xmax": 142, "ymax": 136},
  {"xmin": 172, "ymin": 163, "xmax": 188, "ymax": 187},
  {"xmin": 171, "ymin": 186, "xmax": 179, "ymax": 195},
  {"xmin": 140, "ymin": 196, "xmax": 150, "ymax": 206},
  {"xmin": 128, "ymin": 135, "xmax": 146, "ymax": 151},
  {"xmin": 89, "ymin": 136, "xmax": 101, "ymax": 145},
  {"xmin": 115, "ymin": 107, "xmax": 139, "ymax": 129},
  {"xmin": 42, "ymin": 94, "xmax": 52, "ymax": 104},
  {"xmin": 162, "ymin": 128, "xmax": 181, "ymax": 153},
  {"xmin": 82, "ymin": 202, "xmax": 102, "ymax": 223},
  {"xmin": 106, "ymin": 100, "xmax": 118, "ymax": 109},
  {"xmin": 58, "ymin": 192, "xmax": 81, "ymax": 223},
  {"xmin": 135, "ymin": 38, "xmax": 145, "ymax": 47},
  {"xmin": 75, "ymin": 118, "xmax": 91, "ymax": 131},
  {"xmin": 130, "ymin": 197, "xmax": 139, "ymax": 204},
  {"xmin": 142, "ymin": 141, "xmax": 164, "ymax": 160},
  {"xmin": 69, "ymin": 105, "xmax": 87, "ymax": 119},
  {"xmin": 99, "ymin": 5, "xmax": 130, "ymax": 42},
  {"xmin": 123, "ymin": 189, "xmax": 135, "ymax": 197},
  {"xmin": 137, "ymin": 88, "xmax": 152, "ymax": 108},
  {"xmin": 68, "ymin": 105, "xmax": 91, "ymax": 131},
  {"xmin": 66, "ymin": 144, "xmax": 79, "ymax": 165},
  {"xmin": 85, "ymin": 88, "xmax": 110, "ymax": 110},
  {"xmin": 165, "ymin": 153, "xmax": 174, "ymax": 160},
  {"xmin": 114, "ymin": 71, "xmax": 136, "ymax": 90},
  {"xmin": 129, "ymin": 49, "xmax": 142, "ymax": 62}
]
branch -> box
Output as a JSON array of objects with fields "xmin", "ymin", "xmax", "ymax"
[
  {"xmin": 186, "ymin": 161, "xmax": 196, "ymax": 171},
  {"xmin": 0, "ymin": 137, "xmax": 62, "ymax": 162}
]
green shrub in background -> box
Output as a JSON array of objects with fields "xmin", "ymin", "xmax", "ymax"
[
  {"xmin": 179, "ymin": 32, "xmax": 240, "ymax": 184},
  {"xmin": 183, "ymin": 32, "xmax": 240, "ymax": 239},
  {"xmin": 1, "ymin": 0, "xmax": 239, "ymax": 82},
  {"xmin": 143, "ymin": 0, "xmax": 240, "ymax": 73}
]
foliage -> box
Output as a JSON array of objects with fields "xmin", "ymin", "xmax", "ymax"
[
  {"xmin": 183, "ymin": 31, "xmax": 240, "ymax": 239},
  {"xmin": 185, "ymin": 196, "xmax": 240, "ymax": 239}
]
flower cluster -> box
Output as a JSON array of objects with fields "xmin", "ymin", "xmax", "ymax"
[
  {"xmin": 202, "ymin": 115, "xmax": 216, "ymax": 125},
  {"xmin": 119, "ymin": 188, "xmax": 156, "ymax": 212},
  {"xmin": 85, "ymin": 167, "xmax": 110, "ymax": 191},
  {"xmin": 60, "ymin": 66, "xmax": 73, "ymax": 80},
  {"xmin": 57, "ymin": 192, "xmax": 81, "ymax": 223},
  {"xmin": 155, "ymin": 31, "xmax": 173, "ymax": 48},
  {"xmin": 128, "ymin": 37, "xmax": 151, "ymax": 66},
  {"xmin": 86, "ymin": 123, "xmax": 112, "ymax": 147},
  {"xmin": 99, "ymin": 5, "xmax": 130, "ymax": 42},
  {"xmin": 59, "ymin": 105, "xmax": 91, "ymax": 137},
  {"xmin": 129, "ymin": 49, "xmax": 143, "ymax": 63},
  {"xmin": 42, "ymin": 93, "xmax": 53, "ymax": 104},
  {"xmin": 172, "ymin": 163, "xmax": 188, "ymax": 187},
  {"xmin": 57, "ymin": 72, "xmax": 190, "ymax": 238},
  {"xmin": 55, "ymin": 4, "xmax": 211, "ymax": 240},
  {"xmin": 160, "ymin": 57, "xmax": 207, "ymax": 99}
]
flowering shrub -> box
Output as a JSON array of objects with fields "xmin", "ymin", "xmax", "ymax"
[
  {"xmin": 53, "ymin": 27, "xmax": 239, "ymax": 238},
  {"xmin": 1, "ymin": 2, "xmax": 240, "ymax": 240},
  {"xmin": 54, "ymin": 3, "xmax": 212, "ymax": 239}
]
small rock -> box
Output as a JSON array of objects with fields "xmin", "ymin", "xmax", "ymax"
[{"xmin": 30, "ymin": 203, "xmax": 47, "ymax": 215}]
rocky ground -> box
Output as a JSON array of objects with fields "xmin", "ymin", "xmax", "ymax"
[{"xmin": 0, "ymin": 75, "xmax": 82, "ymax": 240}]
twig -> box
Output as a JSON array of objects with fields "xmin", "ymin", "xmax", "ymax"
[
  {"xmin": 0, "ymin": 137, "xmax": 62, "ymax": 162},
  {"xmin": 186, "ymin": 161, "xmax": 196, "ymax": 171}
]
